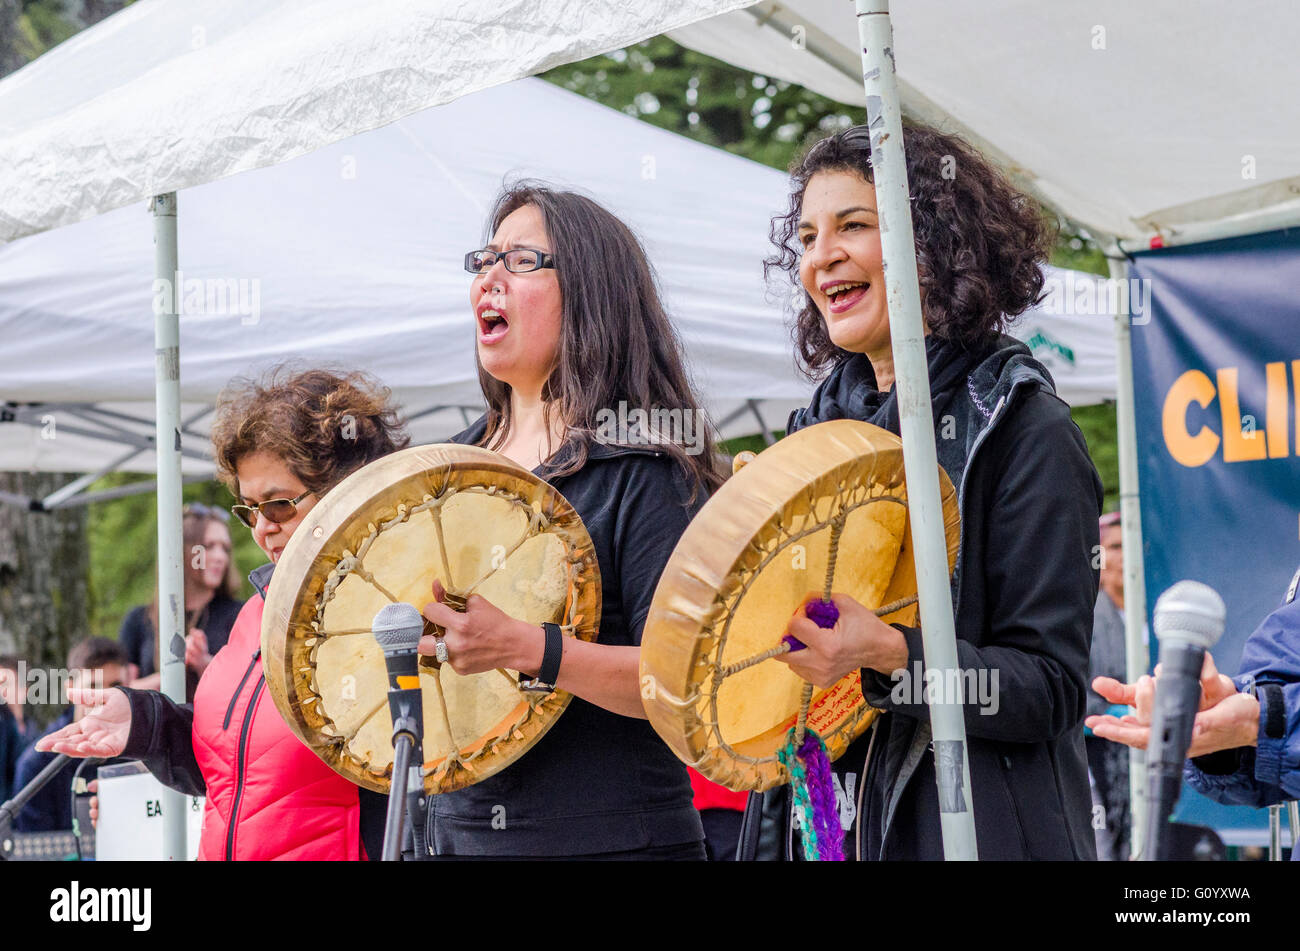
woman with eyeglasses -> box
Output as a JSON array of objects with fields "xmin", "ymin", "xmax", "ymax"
[
  {"xmin": 415, "ymin": 181, "xmax": 724, "ymax": 860},
  {"xmin": 40, "ymin": 367, "xmax": 410, "ymax": 859},
  {"xmin": 118, "ymin": 504, "xmax": 243, "ymax": 698},
  {"xmin": 736, "ymin": 123, "xmax": 1104, "ymax": 861}
]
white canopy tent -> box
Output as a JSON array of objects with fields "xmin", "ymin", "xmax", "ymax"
[
  {"xmin": 0, "ymin": 75, "xmax": 1114, "ymax": 491},
  {"xmin": 672, "ymin": 0, "xmax": 1300, "ymax": 246},
  {"xmin": 1, "ymin": 0, "xmax": 1188, "ymax": 859},
  {"xmin": 0, "ymin": 0, "xmax": 769, "ymax": 859}
]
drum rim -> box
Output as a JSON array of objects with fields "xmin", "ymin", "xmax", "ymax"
[
  {"xmin": 261, "ymin": 442, "xmax": 603, "ymax": 795},
  {"xmin": 640, "ymin": 419, "xmax": 960, "ymax": 792}
]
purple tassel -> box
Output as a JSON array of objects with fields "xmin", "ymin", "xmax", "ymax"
[
  {"xmin": 798, "ymin": 730, "xmax": 845, "ymax": 861},
  {"xmin": 784, "ymin": 598, "xmax": 839, "ymax": 652},
  {"xmin": 806, "ymin": 598, "xmax": 840, "ymax": 629}
]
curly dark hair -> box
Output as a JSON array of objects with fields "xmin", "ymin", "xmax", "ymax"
[
  {"xmin": 210, "ymin": 366, "xmax": 410, "ymax": 498},
  {"xmin": 767, "ymin": 122, "xmax": 1056, "ymax": 377}
]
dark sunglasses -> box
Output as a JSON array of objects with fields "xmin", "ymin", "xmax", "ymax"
[
  {"xmin": 184, "ymin": 502, "xmax": 230, "ymax": 523},
  {"xmin": 230, "ymin": 490, "xmax": 313, "ymax": 529},
  {"xmin": 463, "ymin": 247, "xmax": 555, "ymax": 274}
]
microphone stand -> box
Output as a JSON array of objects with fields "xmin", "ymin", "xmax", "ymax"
[
  {"xmin": 0, "ymin": 753, "xmax": 71, "ymax": 861},
  {"xmin": 380, "ymin": 689, "xmax": 428, "ymax": 861}
]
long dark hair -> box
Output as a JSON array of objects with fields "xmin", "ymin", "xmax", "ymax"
[
  {"xmin": 476, "ymin": 182, "xmax": 724, "ymax": 498},
  {"xmin": 767, "ymin": 122, "xmax": 1056, "ymax": 377}
]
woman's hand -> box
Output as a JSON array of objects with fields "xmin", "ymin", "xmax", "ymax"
[
  {"xmin": 1085, "ymin": 654, "xmax": 1260, "ymax": 757},
  {"xmin": 774, "ymin": 592, "xmax": 910, "ymax": 688},
  {"xmin": 35, "ymin": 687, "xmax": 133, "ymax": 758},
  {"xmin": 88, "ymin": 779, "xmax": 99, "ymax": 830},
  {"xmin": 185, "ymin": 628, "xmax": 213, "ymax": 676},
  {"xmin": 419, "ymin": 579, "xmax": 542, "ymax": 677}
]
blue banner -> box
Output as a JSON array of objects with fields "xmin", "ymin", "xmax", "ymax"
[{"xmin": 1130, "ymin": 226, "xmax": 1300, "ymax": 838}]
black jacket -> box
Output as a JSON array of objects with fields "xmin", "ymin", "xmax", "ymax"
[{"xmin": 739, "ymin": 334, "xmax": 1102, "ymax": 860}]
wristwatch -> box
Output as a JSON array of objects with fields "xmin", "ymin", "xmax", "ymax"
[{"xmin": 519, "ymin": 622, "xmax": 564, "ymax": 693}]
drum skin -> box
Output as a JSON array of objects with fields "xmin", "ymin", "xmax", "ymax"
[
  {"xmin": 640, "ymin": 420, "xmax": 960, "ymax": 792},
  {"xmin": 261, "ymin": 443, "xmax": 601, "ymax": 795}
]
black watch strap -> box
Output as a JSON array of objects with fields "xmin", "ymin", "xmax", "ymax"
[
  {"xmin": 520, "ymin": 622, "xmax": 564, "ymax": 692},
  {"xmin": 1260, "ymin": 683, "xmax": 1285, "ymax": 740}
]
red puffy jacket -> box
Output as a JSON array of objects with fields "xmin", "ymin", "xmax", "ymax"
[{"xmin": 191, "ymin": 582, "xmax": 364, "ymax": 860}]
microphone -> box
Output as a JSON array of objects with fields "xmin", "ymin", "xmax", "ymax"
[
  {"xmin": 372, "ymin": 602, "xmax": 429, "ymax": 861},
  {"xmin": 1144, "ymin": 580, "xmax": 1225, "ymax": 861}
]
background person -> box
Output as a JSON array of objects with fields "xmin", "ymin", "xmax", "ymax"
[
  {"xmin": 1086, "ymin": 511, "xmax": 1131, "ymax": 859},
  {"xmin": 118, "ymin": 503, "xmax": 243, "ymax": 699},
  {"xmin": 12, "ymin": 638, "xmax": 127, "ymax": 831},
  {"xmin": 0, "ymin": 654, "xmax": 37, "ymax": 804}
]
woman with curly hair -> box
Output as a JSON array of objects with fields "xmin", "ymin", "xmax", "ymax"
[
  {"xmin": 39, "ymin": 368, "xmax": 409, "ymax": 859},
  {"xmin": 739, "ymin": 123, "xmax": 1104, "ymax": 860}
]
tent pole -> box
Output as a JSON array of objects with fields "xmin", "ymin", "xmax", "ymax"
[
  {"xmin": 855, "ymin": 0, "xmax": 977, "ymax": 859},
  {"xmin": 152, "ymin": 192, "xmax": 188, "ymax": 861},
  {"xmin": 1105, "ymin": 249, "xmax": 1149, "ymax": 859}
]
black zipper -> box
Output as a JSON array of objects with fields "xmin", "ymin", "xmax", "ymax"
[
  {"xmin": 999, "ymin": 753, "xmax": 1031, "ymax": 858},
  {"xmin": 223, "ymin": 651, "xmax": 262, "ymax": 730},
  {"xmin": 226, "ymin": 672, "xmax": 265, "ymax": 861}
]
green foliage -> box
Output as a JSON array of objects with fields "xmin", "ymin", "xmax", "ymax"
[
  {"xmin": 16, "ymin": 0, "xmax": 78, "ymax": 60},
  {"xmin": 1070, "ymin": 403, "xmax": 1120, "ymax": 513},
  {"xmin": 542, "ymin": 36, "xmax": 856, "ymax": 172}
]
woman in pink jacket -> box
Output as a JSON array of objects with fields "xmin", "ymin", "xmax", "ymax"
[{"xmin": 39, "ymin": 367, "xmax": 408, "ymax": 859}]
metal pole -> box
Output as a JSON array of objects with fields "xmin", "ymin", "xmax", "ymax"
[
  {"xmin": 1116, "ymin": 205, "xmax": 1300, "ymax": 254},
  {"xmin": 1106, "ymin": 250, "xmax": 1150, "ymax": 859},
  {"xmin": 855, "ymin": 0, "xmax": 977, "ymax": 860},
  {"xmin": 1269, "ymin": 804, "xmax": 1282, "ymax": 861},
  {"xmin": 152, "ymin": 192, "xmax": 188, "ymax": 860}
]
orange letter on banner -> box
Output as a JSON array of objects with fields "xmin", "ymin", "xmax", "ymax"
[
  {"xmin": 1294, "ymin": 361, "xmax": 1300, "ymax": 457},
  {"xmin": 1266, "ymin": 362, "xmax": 1288, "ymax": 458},
  {"xmin": 1218, "ymin": 367, "xmax": 1266, "ymax": 462},
  {"xmin": 1163, "ymin": 370, "xmax": 1219, "ymax": 467}
]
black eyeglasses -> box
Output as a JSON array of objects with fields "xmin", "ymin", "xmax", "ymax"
[
  {"xmin": 184, "ymin": 502, "xmax": 230, "ymax": 523},
  {"xmin": 463, "ymin": 248, "xmax": 556, "ymax": 274},
  {"xmin": 230, "ymin": 490, "xmax": 313, "ymax": 529}
]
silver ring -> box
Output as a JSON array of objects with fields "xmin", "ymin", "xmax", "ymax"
[{"xmin": 434, "ymin": 636, "xmax": 449, "ymax": 664}]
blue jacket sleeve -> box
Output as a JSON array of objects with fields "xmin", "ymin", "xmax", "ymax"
[{"xmin": 1185, "ymin": 596, "xmax": 1300, "ymax": 806}]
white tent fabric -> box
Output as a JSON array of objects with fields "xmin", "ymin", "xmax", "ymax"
[
  {"xmin": 672, "ymin": 0, "xmax": 1300, "ymax": 243},
  {"xmin": 0, "ymin": 78, "xmax": 1113, "ymax": 479},
  {"xmin": 0, "ymin": 77, "xmax": 805, "ymax": 475},
  {"xmin": 0, "ymin": 0, "xmax": 758, "ymax": 242}
]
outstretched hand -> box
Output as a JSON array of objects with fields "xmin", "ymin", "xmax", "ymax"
[
  {"xmin": 1085, "ymin": 653, "xmax": 1259, "ymax": 757},
  {"xmin": 35, "ymin": 687, "xmax": 132, "ymax": 759}
]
